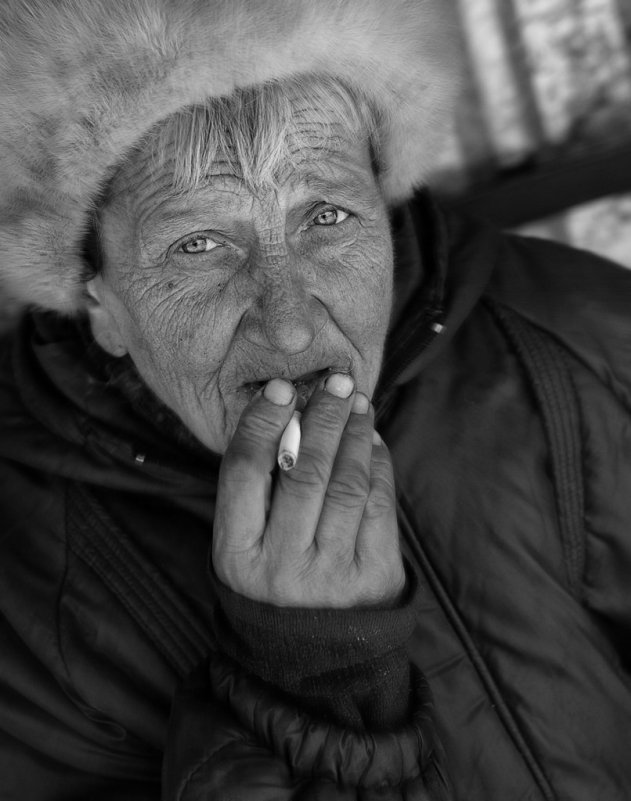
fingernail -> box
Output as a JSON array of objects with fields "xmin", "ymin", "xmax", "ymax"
[
  {"xmin": 325, "ymin": 372, "xmax": 354, "ymax": 399},
  {"xmin": 372, "ymin": 429, "xmax": 383, "ymax": 445},
  {"xmin": 351, "ymin": 392, "xmax": 370, "ymax": 414},
  {"xmin": 264, "ymin": 378, "xmax": 295, "ymax": 406}
]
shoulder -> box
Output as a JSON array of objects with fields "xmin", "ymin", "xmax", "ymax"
[
  {"xmin": 455, "ymin": 219, "xmax": 631, "ymax": 409},
  {"xmin": 487, "ymin": 227, "xmax": 631, "ymax": 326}
]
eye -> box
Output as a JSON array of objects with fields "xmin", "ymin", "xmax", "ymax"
[
  {"xmin": 313, "ymin": 207, "xmax": 350, "ymax": 226},
  {"xmin": 179, "ymin": 235, "xmax": 222, "ymax": 254}
]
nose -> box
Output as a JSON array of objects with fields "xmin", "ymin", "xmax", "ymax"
[{"xmin": 242, "ymin": 253, "xmax": 327, "ymax": 355}]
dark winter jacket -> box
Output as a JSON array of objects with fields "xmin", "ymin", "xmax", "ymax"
[{"xmin": 1, "ymin": 196, "xmax": 630, "ymax": 800}]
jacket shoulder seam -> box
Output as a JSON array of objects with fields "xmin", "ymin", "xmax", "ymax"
[
  {"xmin": 482, "ymin": 298, "xmax": 586, "ymax": 596},
  {"xmin": 66, "ymin": 482, "xmax": 214, "ymax": 677}
]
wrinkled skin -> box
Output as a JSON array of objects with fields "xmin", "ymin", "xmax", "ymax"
[
  {"xmin": 87, "ymin": 103, "xmax": 393, "ymax": 454},
  {"xmin": 86, "ymin": 94, "xmax": 404, "ymax": 607}
]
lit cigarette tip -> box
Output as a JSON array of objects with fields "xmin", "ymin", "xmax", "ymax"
[
  {"xmin": 278, "ymin": 410, "xmax": 302, "ymax": 471},
  {"xmin": 278, "ymin": 451, "xmax": 296, "ymax": 471}
]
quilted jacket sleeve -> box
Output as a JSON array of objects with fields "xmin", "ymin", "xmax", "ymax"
[
  {"xmin": 162, "ymin": 564, "xmax": 450, "ymax": 800},
  {"xmin": 209, "ymin": 566, "xmax": 418, "ymax": 731},
  {"xmin": 162, "ymin": 656, "xmax": 449, "ymax": 801}
]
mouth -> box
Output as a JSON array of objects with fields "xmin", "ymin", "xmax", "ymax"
[{"xmin": 242, "ymin": 366, "xmax": 351, "ymax": 411}]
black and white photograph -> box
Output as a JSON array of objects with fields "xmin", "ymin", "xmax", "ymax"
[{"xmin": 1, "ymin": 1, "xmax": 630, "ymax": 798}]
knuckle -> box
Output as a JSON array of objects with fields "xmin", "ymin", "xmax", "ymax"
[
  {"xmin": 237, "ymin": 408, "xmax": 284, "ymax": 443},
  {"xmin": 325, "ymin": 487, "xmax": 364, "ymax": 513},
  {"xmin": 265, "ymin": 573, "xmax": 299, "ymax": 606},
  {"xmin": 363, "ymin": 502, "xmax": 389, "ymax": 525},
  {"xmin": 298, "ymin": 561, "xmax": 351, "ymax": 605},
  {"xmin": 344, "ymin": 456, "xmax": 371, "ymax": 489},
  {"xmin": 327, "ymin": 464, "xmax": 370, "ymax": 505},
  {"xmin": 320, "ymin": 539, "xmax": 355, "ymax": 572},
  {"xmin": 345, "ymin": 410, "xmax": 372, "ymax": 437},
  {"xmin": 369, "ymin": 462, "xmax": 396, "ymax": 501},
  {"xmin": 371, "ymin": 448, "xmax": 395, "ymax": 477},
  {"xmin": 363, "ymin": 490, "xmax": 394, "ymax": 521},
  {"xmin": 212, "ymin": 543, "xmax": 261, "ymax": 592},
  {"xmin": 281, "ymin": 470, "xmax": 324, "ymax": 503},
  {"xmin": 222, "ymin": 408, "xmax": 285, "ymax": 476},
  {"xmin": 352, "ymin": 556, "xmax": 405, "ymax": 604},
  {"xmin": 310, "ymin": 395, "xmax": 347, "ymax": 431},
  {"xmin": 291, "ymin": 446, "xmax": 331, "ymax": 487},
  {"xmin": 262, "ymin": 550, "xmax": 314, "ymax": 605}
]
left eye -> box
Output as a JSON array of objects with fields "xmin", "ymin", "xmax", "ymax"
[
  {"xmin": 313, "ymin": 208, "xmax": 350, "ymax": 226},
  {"xmin": 180, "ymin": 235, "xmax": 221, "ymax": 254}
]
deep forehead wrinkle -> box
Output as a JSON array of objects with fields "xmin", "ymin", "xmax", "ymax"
[
  {"xmin": 296, "ymin": 166, "xmax": 377, "ymax": 200},
  {"xmin": 107, "ymin": 152, "xmax": 242, "ymax": 207},
  {"xmin": 106, "ymin": 157, "xmax": 247, "ymax": 244},
  {"xmin": 140, "ymin": 152, "xmax": 375, "ymax": 232}
]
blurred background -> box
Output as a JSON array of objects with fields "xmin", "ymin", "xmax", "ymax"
[{"xmin": 436, "ymin": 0, "xmax": 631, "ymax": 268}]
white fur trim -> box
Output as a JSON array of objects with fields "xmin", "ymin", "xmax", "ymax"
[{"xmin": 0, "ymin": 0, "xmax": 461, "ymax": 312}]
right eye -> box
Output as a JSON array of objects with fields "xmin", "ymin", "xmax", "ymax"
[{"xmin": 179, "ymin": 235, "xmax": 222, "ymax": 254}]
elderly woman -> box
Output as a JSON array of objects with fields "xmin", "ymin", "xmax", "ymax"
[{"xmin": 1, "ymin": 1, "xmax": 631, "ymax": 800}]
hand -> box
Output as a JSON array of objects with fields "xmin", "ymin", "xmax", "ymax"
[{"xmin": 212, "ymin": 374, "xmax": 405, "ymax": 608}]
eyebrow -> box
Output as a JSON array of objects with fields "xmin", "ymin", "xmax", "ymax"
[
  {"xmin": 141, "ymin": 161, "xmax": 376, "ymax": 236},
  {"xmin": 296, "ymin": 166, "xmax": 375, "ymax": 198},
  {"xmin": 144, "ymin": 183, "xmax": 248, "ymax": 228}
]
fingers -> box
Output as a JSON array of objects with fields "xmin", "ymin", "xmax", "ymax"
[
  {"xmin": 314, "ymin": 392, "xmax": 374, "ymax": 554},
  {"xmin": 214, "ymin": 378, "xmax": 296, "ymax": 558},
  {"xmin": 361, "ymin": 432, "xmax": 398, "ymax": 544},
  {"xmin": 268, "ymin": 373, "xmax": 357, "ymax": 549},
  {"xmin": 355, "ymin": 432, "xmax": 404, "ymax": 601},
  {"xmin": 214, "ymin": 369, "xmax": 402, "ymax": 608}
]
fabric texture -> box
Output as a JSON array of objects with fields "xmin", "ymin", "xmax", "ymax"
[
  {"xmin": 211, "ymin": 563, "xmax": 418, "ymax": 730},
  {"xmin": 1, "ymin": 197, "xmax": 631, "ymax": 799}
]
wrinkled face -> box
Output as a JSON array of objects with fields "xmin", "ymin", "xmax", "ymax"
[{"xmin": 87, "ymin": 97, "xmax": 393, "ymax": 454}]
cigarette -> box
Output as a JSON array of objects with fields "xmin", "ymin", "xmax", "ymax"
[{"xmin": 278, "ymin": 411, "xmax": 302, "ymax": 471}]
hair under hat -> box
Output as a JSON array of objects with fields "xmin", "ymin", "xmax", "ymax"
[{"xmin": 0, "ymin": 0, "xmax": 461, "ymax": 313}]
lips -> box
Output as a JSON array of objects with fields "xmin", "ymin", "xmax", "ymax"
[
  {"xmin": 242, "ymin": 367, "xmax": 349, "ymax": 410},
  {"xmin": 291, "ymin": 369, "xmax": 331, "ymax": 410}
]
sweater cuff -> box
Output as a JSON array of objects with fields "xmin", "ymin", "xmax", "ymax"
[{"xmin": 210, "ymin": 562, "xmax": 418, "ymax": 730}]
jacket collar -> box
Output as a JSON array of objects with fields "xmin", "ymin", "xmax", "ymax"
[
  {"xmin": 375, "ymin": 193, "xmax": 497, "ymax": 420},
  {"xmin": 8, "ymin": 311, "xmax": 220, "ymax": 493}
]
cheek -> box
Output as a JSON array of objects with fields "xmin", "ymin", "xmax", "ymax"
[
  {"xmin": 114, "ymin": 271, "xmax": 238, "ymax": 389},
  {"xmin": 316, "ymin": 226, "xmax": 393, "ymax": 341}
]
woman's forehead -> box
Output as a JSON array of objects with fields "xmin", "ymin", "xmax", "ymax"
[
  {"xmin": 104, "ymin": 76, "xmax": 379, "ymax": 205},
  {"xmin": 105, "ymin": 131, "xmax": 378, "ymax": 239},
  {"xmin": 104, "ymin": 107, "xmax": 378, "ymax": 222}
]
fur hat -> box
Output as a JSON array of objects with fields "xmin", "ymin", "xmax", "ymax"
[{"xmin": 0, "ymin": 0, "xmax": 461, "ymax": 313}]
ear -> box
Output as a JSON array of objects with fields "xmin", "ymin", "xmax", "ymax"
[{"xmin": 84, "ymin": 275, "xmax": 129, "ymax": 358}]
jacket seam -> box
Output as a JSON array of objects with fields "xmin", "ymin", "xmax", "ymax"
[
  {"xmin": 55, "ymin": 479, "xmax": 73, "ymax": 683},
  {"xmin": 485, "ymin": 287, "xmax": 631, "ymax": 418},
  {"xmin": 53, "ymin": 479, "xmax": 138, "ymax": 743},
  {"xmin": 66, "ymin": 482, "xmax": 213, "ymax": 677},
  {"xmin": 176, "ymin": 741, "xmax": 248, "ymax": 800},
  {"xmin": 483, "ymin": 298, "xmax": 587, "ymax": 597},
  {"xmin": 396, "ymin": 493, "xmax": 557, "ymax": 801}
]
